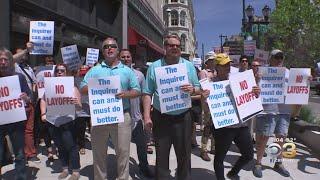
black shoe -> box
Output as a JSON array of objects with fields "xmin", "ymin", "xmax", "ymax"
[
  {"xmin": 28, "ymin": 156, "xmax": 41, "ymax": 163},
  {"xmin": 227, "ymin": 170, "xmax": 239, "ymax": 180},
  {"xmin": 140, "ymin": 167, "xmax": 154, "ymax": 178},
  {"xmin": 274, "ymin": 162, "xmax": 290, "ymax": 177},
  {"xmin": 252, "ymin": 164, "xmax": 263, "ymax": 178}
]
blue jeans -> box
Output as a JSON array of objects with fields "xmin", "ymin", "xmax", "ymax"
[
  {"xmin": 0, "ymin": 121, "xmax": 26, "ymax": 180},
  {"xmin": 49, "ymin": 121, "xmax": 80, "ymax": 170}
]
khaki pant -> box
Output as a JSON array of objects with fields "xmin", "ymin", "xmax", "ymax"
[{"xmin": 91, "ymin": 112, "xmax": 132, "ymax": 180}]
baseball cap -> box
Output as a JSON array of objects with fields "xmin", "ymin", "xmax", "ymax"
[
  {"xmin": 204, "ymin": 51, "xmax": 216, "ymax": 64},
  {"xmin": 215, "ymin": 53, "xmax": 232, "ymax": 65},
  {"xmin": 271, "ymin": 49, "xmax": 283, "ymax": 56}
]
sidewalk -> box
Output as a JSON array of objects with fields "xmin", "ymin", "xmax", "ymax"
[{"xmin": 1, "ymin": 129, "xmax": 320, "ymax": 180}]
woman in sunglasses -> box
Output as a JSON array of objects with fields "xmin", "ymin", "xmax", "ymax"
[{"xmin": 40, "ymin": 63, "xmax": 82, "ymax": 180}]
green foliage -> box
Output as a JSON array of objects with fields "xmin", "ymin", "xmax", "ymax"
[
  {"xmin": 299, "ymin": 106, "xmax": 317, "ymax": 124},
  {"xmin": 268, "ymin": 0, "xmax": 320, "ymax": 68}
]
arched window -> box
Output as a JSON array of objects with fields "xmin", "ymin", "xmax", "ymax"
[
  {"xmin": 170, "ymin": 10, "xmax": 179, "ymax": 26},
  {"xmin": 171, "ymin": 0, "xmax": 178, "ymax": 3},
  {"xmin": 180, "ymin": 11, "xmax": 186, "ymax": 26},
  {"xmin": 181, "ymin": 34, "xmax": 186, "ymax": 52}
]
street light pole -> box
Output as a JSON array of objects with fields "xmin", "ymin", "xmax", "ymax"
[{"xmin": 219, "ymin": 34, "xmax": 227, "ymax": 53}]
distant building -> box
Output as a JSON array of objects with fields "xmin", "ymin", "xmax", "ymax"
[{"xmin": 163, "ymin": 0, "xmax": 197, "ymax": 60}]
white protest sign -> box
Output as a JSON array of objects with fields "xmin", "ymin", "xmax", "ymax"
[
  {"xmin": 229, "ymin": 55, "xmax": 241, "ymax": 64},
  {"xmin": 29, "ymin": 21, "xmax": 54, "ymax": 55},
  {"xmin": 155, "ymin": 63, "xmax": 191, "ymax": 113},
  {"xmin": 86, "ymin": 48, "xmax": 99, "ymax": 66},
  {"xmin": 61, "ymin": 45, "xmax": 81, "ymax": 71},
  {"xmin": 44, "ymin": 77, "xmax": 75, "ymax": 126},
  {"xmin": 88, "ymin": 76, "xmax": 124, "ymax": 126},
  {"xmin": 0, "ymin": 75, "xmax": 27, "ymax": 125},
  {"xmin": 35, "ymin": 65, "xmax": 55, "ymax": 98},
  {"xmin": 200, "ymin": 79, "xmax": 239, "ymax": 128},
  {"xmin": 259, "ymin": 67, "xmax": 286, "ymax": 104},
  {"xmin": 254, "ymin": 49, "xmax": 270, "ymax": 65},
  {"xmin": 244, "ymin": 40, "xmax": 256, "ymax": 56},
  {"xmin": 229, "ymin": 70, "xmax": 263, "ymax": 121},
  {"xmin": 285, "ymin": 68, "xmax": 311, "ymax": 104},
  {"xmin": 230, "ymin": 66, "xmax": 239, "ymax": 74},
  {"xmin": 192, "ymin": 58, "xmax": 202, "ymax": 70}
]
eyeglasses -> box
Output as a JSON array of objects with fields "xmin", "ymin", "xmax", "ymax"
[
  {"xmin": 121, "ymin": 56, "xmax": 131, "ymax": 59},
  {"xmin": 103, "ymin": 44, "xmax": 118, "ymax": 49},
  {"xmin": 55, "ymin": 69, "xmax": 66, "ymax": 73},
  {"xmin": 241, "ymin": 60, "xmax": 248, "ymax": 63},
  {"xmin": 166, "ymin": 44, "xmax": 181, "ymax": 48}
]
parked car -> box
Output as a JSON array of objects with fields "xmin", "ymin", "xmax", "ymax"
[{"xmin": 311, "ymin": 77, "xmax": 320, "ymax": 94}]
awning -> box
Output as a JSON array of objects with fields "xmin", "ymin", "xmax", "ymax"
[{"xmin": 128, "ymin": 27, "xmax": 165, "ymax": 55}]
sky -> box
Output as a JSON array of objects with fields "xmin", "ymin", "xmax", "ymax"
[{"xmin": 194, "ymin": 0, "xmax": 275, "ymax": 56}]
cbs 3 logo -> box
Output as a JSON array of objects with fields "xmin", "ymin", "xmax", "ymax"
[{"xmin": 266, "ymin": 142, "xmax": 297, "ymax": 158}]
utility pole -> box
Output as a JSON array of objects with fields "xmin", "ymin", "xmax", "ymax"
[
  {"xmin": 219, "ymin": 34, "xmax": 227, "ymax": 53},
  {"xmin": 201, "ymin": 43, "xmax": 204, "ymax": 67}
]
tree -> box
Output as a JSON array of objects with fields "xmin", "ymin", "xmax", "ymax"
[{"xmin": 268, "ymin": 0, "xmax": 320, "ymax": 67}]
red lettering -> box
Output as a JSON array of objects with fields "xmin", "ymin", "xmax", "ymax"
[
  {"xmin": 55, "ymin": 85, "xmax": 64, "ymax": 94},
  {"xmin": 295, "ymin": 75, "xmax": 303, "ymax": 83},
  {"xmin": 44, "ymin": 72, "xmax": 52, "ymax": 77},
  {"xmin": 0, "ymin": 86, "xmax": 9, "ymax": 97},
  {"xmin": 239, "ymin": 80, "xmax": 248, "ymax": 91}
]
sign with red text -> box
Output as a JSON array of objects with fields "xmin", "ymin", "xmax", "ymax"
[
  {"xmin": 155, "ymin": 63, "xmax": 191, "ymax": 113},
  {"xmin": 285, "ymin": 68, "xmax": 311, "ymax": 104},
  {"xmin": 254, "ymin": 49, "xmax": 269, "ymax": 65},
  {"xmin": 200, "ymin": 79, "xmax": 239, "ymax": 129},
  {"xmin": 44, "ymin": 77, "xmax": 75, "ymax": 126},
  {"xmin": 229, "ymin": 70, "xmax": 263, "ymax": 121},
  {"xmin": 259, "ymin": 67, "xmax": 286, "ymax": 104},
  {"xmin": 88, "ymin": 76, "xmax": 124, "ymax": 126},
  {"xmin": 35, "ymin": 65, "xmax": 55, "ymax": 98},
  {"xmin": 61, "ymin": 45, "xmax": 81, "ymax": 71},
  {"xmin": 0, "ymin": 75, "xmax": 26, "ymax": 125}
]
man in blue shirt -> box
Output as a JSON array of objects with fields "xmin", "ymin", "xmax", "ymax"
[
  {"xmin": 143, "ymin": 35, "xmax": 201, "ymax": 180},
  {"xmin": 80, "ymin": 37, "xmax": 140, "ymax": 180}
]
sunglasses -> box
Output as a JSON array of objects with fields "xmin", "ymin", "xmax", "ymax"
[
  {"xmin": 166, "ymin": 44, "xmax": 181, "ymax": 48},
  {"xmin": 55, "ymin": 69, "xmax": 66, "ymax": 73},
  {"xmin": 103, "ymin": 44, "xmax": 118, "ymax": 49},
  {"xmin": 241, "ymin": 60, "xmax": 248, "ymax": 63}
]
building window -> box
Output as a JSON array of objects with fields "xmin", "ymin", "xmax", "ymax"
[
  {"xmin": 180, "ymin": 0, "xmax": 185, "ymax": 3},
  {"xmin": 170, "ymin": 10, "xmax": 179, "ymax": 26},
  {"xmin": 181, "ymin": 34, "xmax": 186, "ymax": 52},
  {"xmin": 180, "ymin": 11, "xmax": 186, "ymax": 26},
  {"xmin": 171, "ymin": 0, "xmax": 178, "ymax": 3},
  {"xmin": 165, "ymin": 0, "xmax": 168, "ymax": 4}
]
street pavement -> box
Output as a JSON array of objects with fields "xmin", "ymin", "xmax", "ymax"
[{"xmin": 1, "ymin": 127, "xmax": 320, "ymax": 180}]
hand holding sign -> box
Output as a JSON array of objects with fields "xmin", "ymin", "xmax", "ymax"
[{"xmin": 180, "ymin": 84, "xmax": 195, "ymax": 94}]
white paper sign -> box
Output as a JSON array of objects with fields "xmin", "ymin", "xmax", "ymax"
[
  {"xmin": 192, "ymin": 58, "xmax": 202, "ymax": 70},
  {"xmin": 61, "ymin": 45, "xmax": 81, "ymax": 71},
  {"xmin": 259, "ymin": 67, "xmax": 286, "ymax": 104},
  {"xmin": 0, "ymin": 75, "xmax": 27, "ymax": 125},
  {"xmin": 200, "ymin": 79, "xmax": 239, "ymax": 128},
  {"xmin": 44, "ymin": 77, "xmax": 75, "ymax": 126},
  {"xmin": 86, "ymin": 48, "xmax": 99, "ymax": 66},
  {"xmin": 35, "ymin": 65, "xmax": 55, "ymax": 98},
  {"xmin": 285, "ymin": 68, "xmax": 311, "ymax": 104},
  {"xmin": 29, "ymin": 21, "xmax": 54, "ymax": 55},
  {"xmin": 155, "ymin": 64, "xmax": 191, "ymax": 113},
  {"xmin": 254, "ymin": 49, "xmax": 270, "ymax": 65},
  {"xmin": 230, "ymin": 66, "xmax": 239, "ymax": 74},
  {"xmin": 88, "ymin": 76, "xmax": 124, "ymax": 126},
  {"xmin": 244, "ymin": 40, "xmax": 256, "ymax": 56},
  {"xmin": 229, "ymin": 70, "xmax": 263, "ymax": 121}
]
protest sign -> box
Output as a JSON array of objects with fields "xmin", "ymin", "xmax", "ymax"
[
  {"xmin": 285, "ymin": 68, "xmax": 311, "ymax": 104},
  {"xmin": 88, "ymin": 76, "xmax": 124, "ymax": 126},
  {"xmin": 244, "ymin": 40, "xmax": 256, "ymax": 56},
  {"xmin": 155, "ymin": 63, "xmax": 191, "ymax": 113},
  {"xmin": 86, "ymin": 48, "xmax": 99, "ymax": 66},
  {"xmin": 229, "ymin": 70, "xmax": 263, "ymax": 121},
  {"xmin": 35, "ymin": 65, "xmax": 55, "ymax": 98},
  {"xmin": 200, "ymin": 79, "xmax": 239, "ymax": 128},
  {"xmin": 254, "ymin": 49, "xmax": 269, "ymax": 65},
  {"xmin": 229, "ymin": 55, "xmax": 241, "ymax": 64},
  {"xmin": 192, "ymin": 58, "xmax": 202, "ymax": 70},
  {"xmin": 44, "ymin": 77, "xmax": 75, "ymax": 126},
  {"xmin": 230, "ymin": 66, "xmax": 239, "ymax": 74},
  {"xmin": 0, "ymin": 75, "xmax": 27, "ymax": 125},
  {"xmin": 259, "ymin": 67, "xmax": 286, "ymax": 104},
  {"xmin": 61, "ymin": 45, "xmax": 81, "ymax": 71},
  {"xmin": 29, "ymin": 21, "xmax": 54, "ymax": 55}
]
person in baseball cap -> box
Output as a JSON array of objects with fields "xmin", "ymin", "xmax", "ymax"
[{"xmin": 215, "ymin": 53, "xmax": 232, "ymax": 65}]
